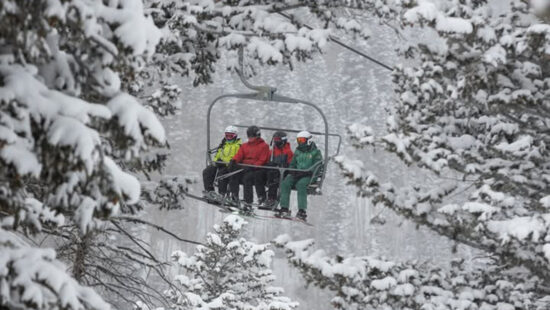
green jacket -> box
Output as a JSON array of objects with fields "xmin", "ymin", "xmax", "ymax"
[
  {"xmin": 214, "ymin": 138, "xmax": 241, "ymax": 163},
  {"xmin": 289, "ymin": 143, "xmax": 322, "ymax": 173}
]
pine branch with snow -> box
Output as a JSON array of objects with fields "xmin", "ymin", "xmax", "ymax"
[
  {"xmin": 141, "ymin": 176, "xmax": 191, "ymax": 210},
  {"xmin": 0, "ymin": 225, "xmax": 111, "ymax": 310},
  {"xmin": 146, "ymin": 0, "xmax": 398, "ymax": 85},
  {"xmin": 274, "ymin": 234, "xmax": 547, "ymax": 310},
  {"xmin": 0, "ymin": 0, "xmax": 165, "ymax": 232}
]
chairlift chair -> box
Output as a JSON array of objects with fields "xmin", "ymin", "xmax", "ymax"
[{"xmin": 206, "ymin": 50, "xmax": 341, "ymax": 196}]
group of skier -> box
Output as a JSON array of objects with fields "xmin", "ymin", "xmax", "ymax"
[{"xmin": 202, "ymin": 125, "xmax": 322, "ymax": 220}]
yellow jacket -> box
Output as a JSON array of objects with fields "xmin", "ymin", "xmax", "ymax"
[{"xmin": 214, "ymin": 138, "xmax": 241, "ymax": 163}]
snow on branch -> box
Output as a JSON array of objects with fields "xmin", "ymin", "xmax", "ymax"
[
  {"xmin": 1, "ymin": 1, "xmax": 169, "ymax": 308},
  {"xmin": 0, "ymin": 0, "xmax": 166, "ymax": 233},
  {"xmin": 108, "ymin": 93, "xmax": 166, "ymax": 148},
  {"xmin": 148, "ymin": 0, "xmax": 398, "ymax": 85},
  {"xmin": 273, "ymin": 235, "xmax": 542, "ymax": 310},
  {"xmin": 0, "ymin": 228, "xmax": 110, "ymax": 310},
  {"xmin": 339, "ymin": 0, "xmax": 550, "ymax": 294}
]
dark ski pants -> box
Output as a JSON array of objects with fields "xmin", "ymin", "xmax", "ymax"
[
  {"xmin": 256, "ymin": 169, "xmax": 281, "ymax": 200},
  {"xmin": 202, "ymin": 165, "xmax": 230, "ymax": 194},
  {"xmin": 230, "ymin": 168, "xmax": 265, "ymax": 203},
  {"xmin": 279, "ymin": 175, "xmax": 312, "ymax": 210}
]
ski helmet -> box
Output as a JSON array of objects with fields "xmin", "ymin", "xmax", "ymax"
[
  {"xmin": 272, "ymin": 131, "xmax": 287, "ymax": 148},
  {"xmin": 246, "ymin": 125, "xmax": 261, "ymax": 138},
  {"xmin": 296, "ymin": 130, "xmax": 313, "ymax": 145},
  {"xmin": 225, "ymin": 125, "xmax": 238, "ymax": 141}
]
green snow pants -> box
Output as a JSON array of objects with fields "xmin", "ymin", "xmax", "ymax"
[{"xmin": 279, "ymin": 175, "xmax": 312, "ymax": 210}]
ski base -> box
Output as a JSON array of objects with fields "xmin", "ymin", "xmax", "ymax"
[{"xmin": 266, "ymin": 215, "xmax": 313, "ymax": 226}]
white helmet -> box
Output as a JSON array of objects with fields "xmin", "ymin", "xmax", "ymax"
[
  {"xmin": 297, "ymin": 130, "xmax": 313, "ymax": 145},
  {"xmin": 225, "ymin": 125, "xmax": 238, "ymax": 134}
]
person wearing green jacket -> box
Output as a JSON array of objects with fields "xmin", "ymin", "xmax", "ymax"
[
  {"xmin": 278, "ymin": 131, "xmax": 322, "ymax": 220},
  {"xmin": 203, "ymin": 125, "xmax": 241, "ymax": 196}
]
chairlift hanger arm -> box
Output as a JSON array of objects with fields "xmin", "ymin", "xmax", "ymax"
[{"xmin": 237, "ymin": 48, "xmax": 277, "ymax": 99}]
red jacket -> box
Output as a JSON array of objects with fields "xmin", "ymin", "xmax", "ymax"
[
  {"xmin": 232, "ymin": 137, "xmax": 270, "ymax": 166},
  {"xmin": 270, "ymin": 143, "xmax": 293, "ymax": 167}
]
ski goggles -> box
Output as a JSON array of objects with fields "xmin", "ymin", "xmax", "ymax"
[
  {"xmin": 273, "ymin": 137, "xmax": 286, "ymax": 147},
  {"xmin": 225, "ymin": 132, "xmax": 237, "ymax": 140},
  {"xmin": 296, "ymin": 137, "xmax": 308, "ymax": 144}
]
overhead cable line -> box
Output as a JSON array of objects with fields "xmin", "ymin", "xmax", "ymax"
[{"xmin": 277, "ymin": 12, "xmax": 393, "ymax": 72}]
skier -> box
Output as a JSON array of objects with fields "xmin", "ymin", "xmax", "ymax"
[
  {"xmin": 277, "ymin": 131, "xmax": 322, "ymax": 220},
  {"xmin": 202, "ymin": 125, "xmax": 241, "ymax": 199},
  {"xmin": 228, "ymin": 125, "xmax": 270, "ymax": 210},
  {"xmin": 256, "ymin": 131, "xmax": 293, "ymax": 209}
]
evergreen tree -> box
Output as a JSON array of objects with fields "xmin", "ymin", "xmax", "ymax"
[
  {"xmin": 167, "ymin": 215, "xmax": 298, "ymax": 310},
  {"xmin": 0, "ymin": 0, "xmax": 165, "ymax": 308}
]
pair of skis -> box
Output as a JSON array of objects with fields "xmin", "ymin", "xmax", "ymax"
[
  {"xmin": 184, "ymin": 191, "xmax": 312, "ymax": 226},
  {"xmin": 222, "ymin": 208, "xmax": 313, "ymax": 226}
]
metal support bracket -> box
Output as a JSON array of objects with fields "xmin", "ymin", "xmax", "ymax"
[{"xmin": 237, "ymin": 47, "xmax": 277, "ymax": 100}]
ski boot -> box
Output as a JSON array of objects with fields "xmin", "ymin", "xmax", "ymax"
[
  {"xmin": 239, "ymin": 202, "xmax": 254, "ymax": 215},
  {"xmin": 258, "ymin": 199, "xmax": 277, "ymax": 210},
  {"xmin": 204, "ymin": 191, "xmax": 222, "ymax": 204},
  {"xmin": 275, "ymin": 208, "xmax": 291, "ymax": 218},
  {"xmin": 257, "ymin": 196, "xmax": 266, "ymax": 207},
  {"xmin": 222, "ymin": 194, "xmax": 239, "ymax": 208},
  {"xmin": 264, "ymin": 199, "xmax": 278, "ymax": 210},
  {"xmin": 296, "ymin": 209, "xmax": 307, "ymax": 221}
]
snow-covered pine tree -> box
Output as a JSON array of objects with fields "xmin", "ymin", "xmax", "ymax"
[
  {"xmin": 166, "ymin": 215, "xmax": 298, "ymax": 310},
  {"xmin": 335, "ymin": 0, "xmax": 550, "ymax": 306},
  {"xmin": 0, "ymin": 0, "xmax": 166, "ymax": 308}
]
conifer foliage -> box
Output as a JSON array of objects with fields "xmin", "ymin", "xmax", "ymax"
[
  {"xmin": 0, "ymin": 0, "xmax": 164, "ymax": 308},
  {"xmin": 146, "ymin": 0, "xmax": 396, "ymax": 85},
  {"xmin": 333, "ymin": 0, "xmax": 550, "ymax": 308},
  {"xmin": 167, "ymin": 215, "xmax": 298, "ymax": 310},
  {"xmin": 274, "ymin": 235, "xmax": 543, "ymax": 310}
]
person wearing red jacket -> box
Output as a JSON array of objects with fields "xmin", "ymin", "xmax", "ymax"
[
  {"xmin": 256, "ymin": 131, "xmax": 293, "ymax": 209},
  {"xmin": 228, "ymin": 125, "xmax": 270, "ymax": 208}
]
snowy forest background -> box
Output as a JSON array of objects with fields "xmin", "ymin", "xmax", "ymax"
[{"xmin": 1, "ymin": 0, "xmax": 550, "ymax": 309}]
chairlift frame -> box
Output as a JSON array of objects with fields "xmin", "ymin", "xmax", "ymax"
[{"xmin": 205, "ymin": 48, "xmax": 341, "ymax": 195}]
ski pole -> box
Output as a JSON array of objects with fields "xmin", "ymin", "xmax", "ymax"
[{"xmin": 215, "ymin": 168, "xmax": 244, "ymax": 181}]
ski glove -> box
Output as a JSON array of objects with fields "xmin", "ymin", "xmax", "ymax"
[{"xmin": 292, "ymin": 170, "xmax": 311, "ymax": 178}]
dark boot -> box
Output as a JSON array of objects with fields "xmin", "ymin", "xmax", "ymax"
[
  {"xmin": 239, "ymin": 201, "xmax": 254, "ymax": 214},
  {"xmin": 296, "ymin": 209, "xmax": 307, "ymax": 221},
  {"xmin": 276, "ymin": 208, "xmax": 291, "ymax": 218}
]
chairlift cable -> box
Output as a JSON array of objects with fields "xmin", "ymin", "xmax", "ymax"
[{"xmin": 277, "ymin": 12, "xmax": 393, "ymax": 72}]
